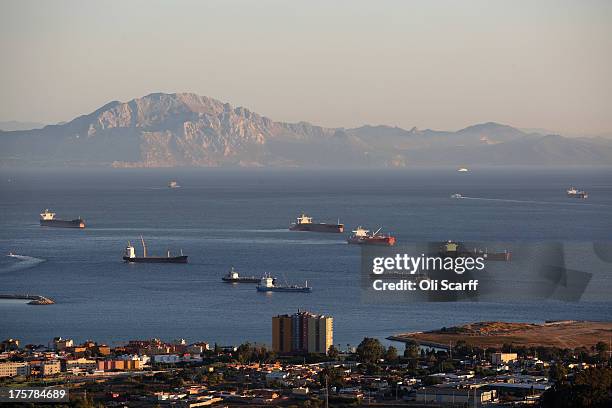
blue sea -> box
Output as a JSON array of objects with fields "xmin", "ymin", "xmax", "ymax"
[{"xmin": 0, "ymin": 167, "xmax": 611, "ymax": 348}]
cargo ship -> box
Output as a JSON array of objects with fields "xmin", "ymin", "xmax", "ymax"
[
  {"xmin": 222, "ymin": 267, "xmax": 262, "ymax": 283},
  {"xmin": 347, "ymin": 227, "xmax": 396, "ymax": 246},
  {"xmin": 256, "ymin": 274, "xmax": 311, "ymax": 293},
  {"xmin": 439, "ymin": 241, "xmax": 511, "ymax": 261},
  {"xmin": 289, "ymin": 214, "xmax": 343, "ymax": 233},
  {"xmin": 566, "ymin": 187, "xmax": 588, "ymax": 199},
  {"xmin": 39, "ymin": 209, "xmax": 85, "ymax": 228},
  {"xmin": 123, "ymin": 237, "xmax": 188, "ymax": 263}
]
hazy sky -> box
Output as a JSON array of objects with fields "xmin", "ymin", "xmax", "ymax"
[{"xmin": 1, "ymin": 0, "xmax": 610, "ymax": 134}]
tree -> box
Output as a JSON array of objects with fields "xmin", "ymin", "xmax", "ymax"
[
  {"xmin": 549, "ymin": 363, "xmax": 568, "ymax": 383},
  {"xmin": 304, "ymin": 398, "xmax": 323, "ymax": 408},
  {"xmin": 171, "ymin": 376, "xmax": 185, "ymax": 388},
  {"xmin": 327, "ymin": 345, "xmax": 340, "ymax": 360},
  {"xmin": 385, "ymin": 346, "xmax": 398, "ymax": 363},
  {"xmin": 73, "ymin": 396, "xmax": 104, "ymax": 408},
  {"xmin": 541, "ymin": 367, "xmax": 612, "ymax": 408},
  {"xmin": 356, "ymin": 338, "xmax": 385, "ymax": 365},
  {"xmin": 236, "ymin": 343, "xmax": 254, "ymax": 364},
  {"xmin": 595, "ymin": 341, "xmax": 609, "ymax": 361},
  {"xmin": 318, "ymin": 366, "xmax": 345, "ymax": 389},
  {"xmin": 404, "ymin": 340, "xmax": 420, "ymax": 359},
  {"xmin": 574, "ymin": 346, "xmax": 591, "ymax": 362},
  {"xmin": 423, "ymin": 376, "xmax": 443, "ymax": 386}
]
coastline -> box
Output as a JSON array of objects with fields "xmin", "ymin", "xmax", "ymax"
[{"xmin": 389, "ymin": 320, "xmax": 612, "ymax": 349}]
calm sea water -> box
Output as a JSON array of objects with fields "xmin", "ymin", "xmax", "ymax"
[{"xmin": 0, "ymin": 167, "xmax": 611, "ymax": 347}]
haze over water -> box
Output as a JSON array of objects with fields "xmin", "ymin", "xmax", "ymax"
[{"xmin": 0, "ymin": 167, "xmax": 611, "ymax": 347}]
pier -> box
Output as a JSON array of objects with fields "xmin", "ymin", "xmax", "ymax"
[{"xmin": 0, "ymin": 294, "xmax": 55, "ymax": 305}]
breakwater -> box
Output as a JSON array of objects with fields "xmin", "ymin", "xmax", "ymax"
[{"xmin": 0, "ymin": 294, "xmax": 55, "ymax": 305}]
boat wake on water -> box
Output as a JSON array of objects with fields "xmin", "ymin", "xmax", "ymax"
[
  {"xmin": 237, "ymin": 229, "xmax": 291, "ymax": 233},
  {"xmin": 2, "ymin": 254, "xmax": 46, "ymax": 273},
  {"xmin": 207, "ymin": 237, "xmax": 346, "ymax": 245},
  {"xmin": 458, "ymin": 196, "xmax": 610, "ymax": 207}
]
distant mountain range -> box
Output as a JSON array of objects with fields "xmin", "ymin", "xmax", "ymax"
[
  {"xmin": 1, "ymin": 92, "xmax": 611, "ymax": 167},
  {"xmin": 0, "ymin": 120, "xmax": 46, "ymax": 132}
]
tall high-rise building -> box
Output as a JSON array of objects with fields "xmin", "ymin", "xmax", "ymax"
[{"xmin": 272, "ymin": 310, "xmax": 333, "ymax": 354}]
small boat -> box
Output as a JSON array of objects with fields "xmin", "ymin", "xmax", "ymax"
[
  {"xmin": 6, "ymin": 253, "xmax": 31, "ymax": 261},
  {"xmin": 450, "ymin": 193, "xmax": 463, "ymax": 199},
  {"xmin": 168, "ymin": 180, "xmax": 180, "ymax": 189},
  {"xmin": 457, "ymin": 168, "xmax": 469, "ymax": 172},
  {"xmin": 256, "ymin": 274, "xmax": 311, "ymax": 293},
  {"xmin": 347, "ymin": 227, "xmax": 396, "ymax": 246},
  {"xmin": 222, "ymin": 267, "xmax": 261, "ymax": 283},
  {"xmin": 566, "ymin": 187, "xmax": 588, "ymax": 199},
  {"xmin": 123, "ymin": 236, "xmax": 188, "ymax": 263}
]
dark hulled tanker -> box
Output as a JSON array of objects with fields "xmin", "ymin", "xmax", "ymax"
[
  {"xmin": 40, "ymin": 209, "xmax": 85, "ymax": 228},
  {"xmin": 123, "ymin": 237, "xmax": 188, "ymax": 263},
  {"xmin": 289, "ymin": 214, "xmax": 343, "ymax": 233}
]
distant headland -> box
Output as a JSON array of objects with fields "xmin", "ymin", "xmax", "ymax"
[
  {"xmin": 2, "ymin": 92, "xmax": 611, "ymax": 168},
  {"xmin": 389, "ymin": 320, "xmax": 612, "ymax": 349}
]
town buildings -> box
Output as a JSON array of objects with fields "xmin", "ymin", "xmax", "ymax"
[
  {"xmin": 0, "ymin": 361, "xmax": 31, "ymax": 377},
  {"xmin": 491, "ymin": 352, "xmax": 518, "ymax": 365},
  {"xmin": 272, "ymin": 310, "xmax": 333, "ymax": 354}
]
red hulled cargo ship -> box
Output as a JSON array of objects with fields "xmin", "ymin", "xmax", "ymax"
[{"xmin": 347, "ymin": 227, "xmax": 396, "ymax": 246}]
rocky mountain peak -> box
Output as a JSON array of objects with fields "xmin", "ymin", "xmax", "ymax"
[{"xmin": 1, "ymin": 93, "xmax": 610, "ymax": 167}]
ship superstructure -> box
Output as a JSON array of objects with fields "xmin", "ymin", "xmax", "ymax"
[
  {"xmin": 39, "ymin": 209, "xmax": 85, "ymax": 228},
  {"xmin": 123, "ymin": 236, "xmax": 188, "ymax": 263},
  {"xmin": 347, "ymin": 226, "xmax": 396, "ymax": 246},
  {"xmin": 289, "ymin": 214, "xmax": 343, "ymax": 233}
]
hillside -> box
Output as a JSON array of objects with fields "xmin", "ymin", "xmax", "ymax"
[
  {"xmin": 1, "ymin": 93, "xmax": 611, "ymax": 167},
  {"xmin": 388, "ymin": 321, "xmax": 612, "ymax": 349}
]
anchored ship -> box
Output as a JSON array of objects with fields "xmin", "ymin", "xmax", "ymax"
[
  {"xmin": 39, "ymin": 209, "xmax": 85, "ymax": 228},
  {"xmin": 222, "ymin": 267, "xmax": 262, "ymax": 283},
  {"xmin": 347, "ymin": 227, "xmax": 396, "ymax": 246},
  {"xmin": 256, "ymin": 274, "xmax": 311, "ymax": 293},
  {"xmin": 123, "ymin": 237, "xmax": 188, "ymax": 263},
  {"xmin": 566, "ymin": 187, "xmax": 588, "ymax": 199},
  {"xmin": 289, "ymin": 214, "xmax": 343, "ymax": 233},
  {"xmin": 440, "ymin": 241, "xmax": 511, "ymax": 261}
]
